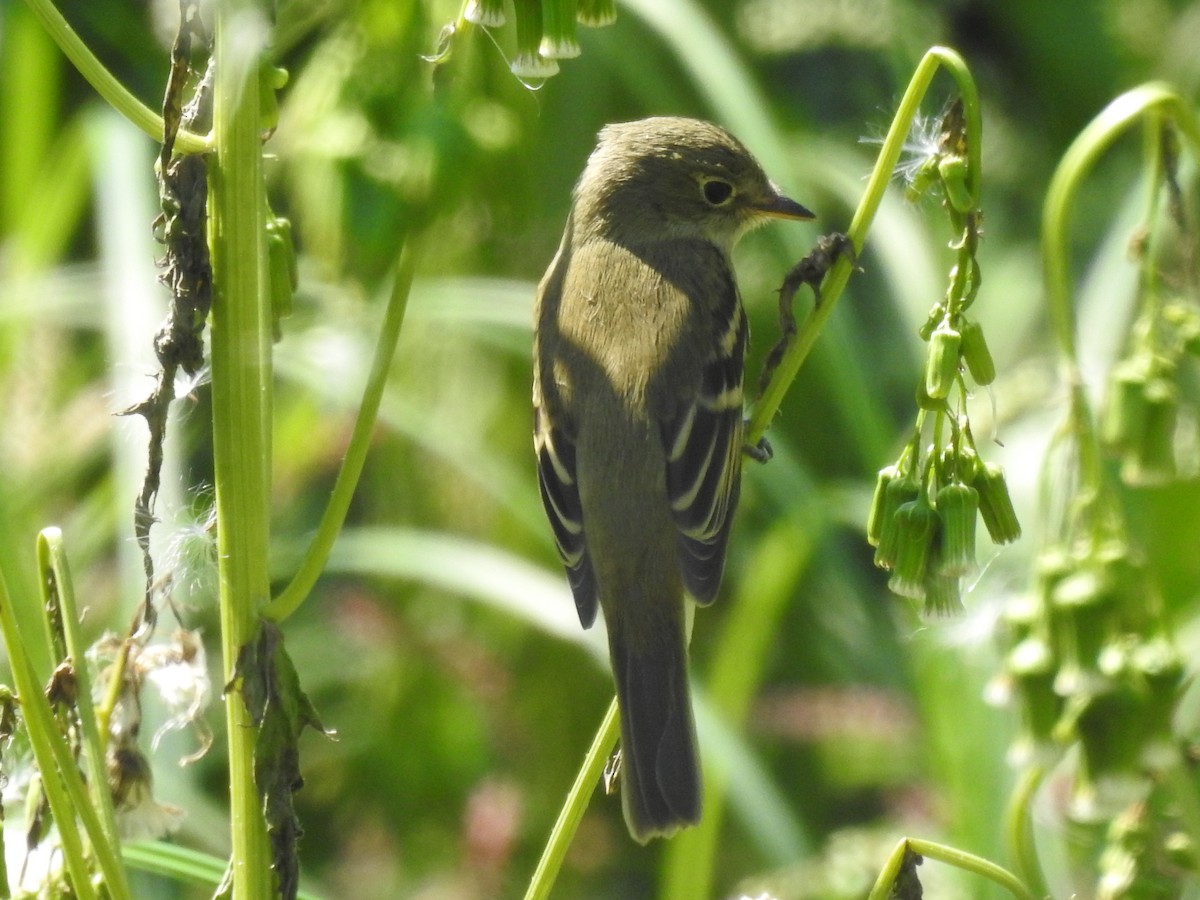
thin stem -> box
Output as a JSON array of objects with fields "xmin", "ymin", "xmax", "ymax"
[
  {"xmin": 867, "ymin": 836, "xmax": 1038, "ymax": 900},
  {"xmin": 0, "ymin": 567, "xmax": 114, "ymax": 900},
  {"xmin": 747, "ymin": 45, "xmax": 982, "ymax": 445},
  {"xmin": 661, "ymin": 522, "xmax": 815, "ymax": 900},
  {"xmin": 21, "ymin": 0, "xmax": 209, "ymax": 153},
  {"xmin": 36, "ymin": 529, "xmax": 126, "ymax": 870},
  {"xmin": 1004, "ymin": 764, "xmax": 1050, "ymax": 900},
  {"xmin": 266, "ymin": 241, "xmax": 419, "ymax": 622},
  {"xmin": 523, "ymin": 699, "xmax": 620, "ymax": 900},
  {"xmin": 1041, "ymin": 82, "xmax": 1200, "ymax": 373},
  {"xmin": 210, "ymin": 2, "xmax": 274, "ymax": 895}
]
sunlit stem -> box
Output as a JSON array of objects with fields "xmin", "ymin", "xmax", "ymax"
[{"xmin": 747, "ymin": 45, "xmax": 982, "ymax": 445}]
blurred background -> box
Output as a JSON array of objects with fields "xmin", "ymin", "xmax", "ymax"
[{"xmin": 3, "ymin": 0, "xmax": 1200, "ymax": 897}]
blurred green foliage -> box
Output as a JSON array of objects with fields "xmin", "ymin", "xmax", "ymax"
[{"xmin": 3, "ymin": 0, "xmax": 1200, "ymax": 897}]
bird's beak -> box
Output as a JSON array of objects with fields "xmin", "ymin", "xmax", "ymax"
[{"xmin": 754, "ymin": 189, "xmax": 815, "ymax": 221}]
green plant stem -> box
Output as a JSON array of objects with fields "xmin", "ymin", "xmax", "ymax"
[
  {"xmin": 1040, "ymin": 82, "xmax": 1200, "ymax": 530},
  {"xmin": 661, "ymin": 520, "xmax": 814, "ymax": 900},
  {"xmin": 0, "ymin": 566, "xmax": 126, "ymax": 900},
  {"xmin": 36, "ymin": 529, "xmax": 125, "ymax": 864},
  {"xmin": 266, "ymin": 241, "xmax": 419, "ymax": 622},
  {"xmin": 523, "ymin": 699, "xmax": 620, "ymax": 900},
  {"xmin": 867, "ymin": 836, "xmax": 1038, "ymax": 900},
  {"xmin": 209, "ymin": 3, "xmax": 274, "ymax": 896},
  {"xmin": 1042, "ymin": 82, "xmax": 1200, "ymax": 374},
  {"xmin": 21, "ymin": 0, "xmax": 209, "ymax": 153},
  {"xmin": 1004, "ymin": 764, "xmax": 1049, "ymax": 899},
  {"xmin": 746, "ymin": 45, "xmax": 981, "ymax": 446}
]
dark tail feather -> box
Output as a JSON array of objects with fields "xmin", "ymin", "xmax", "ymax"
[{"xmin": 609, "ymin": 626, "xmax": 702, "ymax": 843}]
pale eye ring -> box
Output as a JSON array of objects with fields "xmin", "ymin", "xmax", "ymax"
[{"xmin": 701, "ymin": 178, "xmax": 734, "ymax": 206}]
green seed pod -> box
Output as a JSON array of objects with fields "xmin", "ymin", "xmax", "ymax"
[
  {"xmin": 539, "ymin": 0, "xmax": 581, "ymax": 58},
  {"xmin": 935, "ymin": 482, "xmax": 978, "ymax": 577},
  {"xmin": 959, "ymin": 318, "xmax": 995, "ymax": 386},
  {"xmin": 887, "ymin": 498, "xmax": 938, "ymax": 600},
  {"xmin": 510, "ymin": 0, "xmax": 559, "ymax": 78},
  {"xmin": 873, "ymin": 472, "xmax": 920, "ymax": 569},
  {"xmin": 977, "ymin": 461, "xmax": 1021, "ymax": 544},
  {"xmin": 463, "ymin": 0, "xmax": 506, "ymax": 26},
  {"xmin": 1101, "ymin": 358, "xmax": 1150, "ymax": 451},
  {"xmin": 1070, "ymin": 690, "xmax": 1146, "ymax": 822},
  {"xmin": 866, "ymin": 464, "xmax": 899, "ymax": 547},
  {"xmin": 924, "ymin": 323, "xmax": 961, "ymax": 400},
  {"xmin": 576, "ymin": 0, "xmax": 616, "ymax": 26},
  {"xmin": 937, "ymin": 154, "xmax": 973, "ymax": 213},
  {"xmin": 1005, "ymin": 636, "xmax": 1062, "ymax": 765}
]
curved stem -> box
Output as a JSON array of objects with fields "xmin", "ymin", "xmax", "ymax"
[
  {"xmin": 265, "ymin": 241, "xmax": 418, "ymax": 622},
  {"xmin": 867, "ymin": 836, "xmax": 1038, "ymax": 900},
  {"xmin": 523, "ymin": 699, "xmax": 620, "ymax": 900},
  {"xmin": 1041, "ymin": 82, "xmax": 1200, "ymax": 374},
  {"xmin": 1005, "ymin": 764, "xmax": 1050, "ymax": 899},
  {"xmin": 22, "ymin": 0, "xmax": 209, "ymax": 153},
  {"xmin": 747, "ymin": 45, "xmax": 982, "ymax": 445}
]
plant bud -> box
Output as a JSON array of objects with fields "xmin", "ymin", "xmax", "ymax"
[
  {"xmin": 463, "ymin": 0, "xmax": 506, "ymax": 26},
  {"xmin": 1122, "ymin": 376, "xmax": 1177, "ymax": 484},
  {"xmin": 873, "ymin": 472, "xmax": 920, "ymax": 569},
  {"xmin": 511, "ymin": 0, "xmax": 559, "ymax": 78},
  {"xmin": 923, "ymin": 569, "xmax": 963, "ymax": 616},
  {"xmin": 905, "ymin": 156, "xmax": 940, "ymax": 205},
  {"xmin": 887, "ymin": 498, "xmax": 938, "ymax": 599},
  {"xmin": 918, "ymin": 303, "xmax": 945, "ymax": 342},
  {"xmin": 934, "ymin": 482, "xmax": 978, "ymax": 576},
  {"xmin": 959, "ymin": 318, "xmax": 995, "ymax": 385},
  {"xmin": 1101, "ymin": 358, "xmax": 1150, "ymax": 451},
  {"xmin": 576, "ymin": 0, "xmax": 616, "ymax": 26},
  {"xmin": 1005, "ymin": 636, "xmax": 1061, "ymax": 765},
  {"xmin": 924, "ymin": 323, "xmax": 961, "ymax": 400},
  {"xmin": 866, "ymin": 464, "xmax": 899, "ymax": 547},
  {"xmin": 977, "ymin": 462, "xmax": 1021, "ymax": 544},
  {"xmin": 540, "ymin": 0, "xmax": 581, "ymax": 58},
  {"xmin": 937, "ymin": 154, "xmax": 973, "ymax": 213}
]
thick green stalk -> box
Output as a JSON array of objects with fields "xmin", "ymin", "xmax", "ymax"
[{"xmin": 209, "ymin": 3, "xmax": 274, "ymax": 896}]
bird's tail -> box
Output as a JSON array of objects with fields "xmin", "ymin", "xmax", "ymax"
[{"xmin": 608, "ymin": 620, "xmax": 701, "ymax": 843}]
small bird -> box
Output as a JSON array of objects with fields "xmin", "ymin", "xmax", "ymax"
[{"xmin": 533, "ymin": 117, "xmax": 812, "ymax": 842}]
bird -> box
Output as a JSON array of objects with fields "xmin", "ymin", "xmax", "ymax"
[{"xmin": 533, "ymin": 116, "xmax": 812, "ymax": 842}]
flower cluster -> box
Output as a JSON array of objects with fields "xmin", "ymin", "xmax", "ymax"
[
  {"xmin": 869, "ymin": 99, "xmax": 1019, "ymax": 614},
  {"xmin": 1101, "ymin": 298, "xmax": 1200, "ymax": 484},
  {"xmin": 459, "ymin": 0, "xmax": 616, "ymax": 80}
]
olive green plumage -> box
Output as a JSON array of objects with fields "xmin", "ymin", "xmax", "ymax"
[{"xmin": 533, "ymin": 116, "xmax": 811, "ymax": 842}]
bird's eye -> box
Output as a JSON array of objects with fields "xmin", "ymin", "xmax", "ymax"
[{"xmin": 701, "ymin": 179, "xmax": 734, "ymax": 206}]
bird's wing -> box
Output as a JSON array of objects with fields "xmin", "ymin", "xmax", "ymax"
[
  {"xmin": 661, "ymin": 295, "xmax": 746, "ymax": 606},
  {"xmin": 534, "ymin": 380, "xmax": 599, "ymax": 628}
]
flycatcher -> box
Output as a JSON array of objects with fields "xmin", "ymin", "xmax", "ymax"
[{"xmin": 533, "ymin": 116, "xmax": 812, "ymax": 842}]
